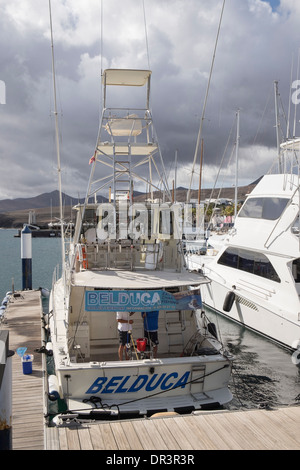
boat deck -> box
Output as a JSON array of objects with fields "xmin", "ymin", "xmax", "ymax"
[{"xmin": 2, "ymin": 289, "xmax": 300, "ymax": 451}]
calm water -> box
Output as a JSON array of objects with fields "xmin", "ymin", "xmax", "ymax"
[
  {"xmin": 0, "ymin": 229, "xmax": 61, "ymax": 300},
  {"xmin": 0, "ymin": 228, "xmax": 299, "ymax": 410}
]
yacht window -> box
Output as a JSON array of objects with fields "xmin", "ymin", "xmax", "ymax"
[
  {"xmin": 218, "ymin": 247, "xmax": 281, "ymax": 283},
  {"xmin": 292, "ymin": 259, "xmax": 300, "ymax": 283},
  {"xmin": 159, "ymin": 209, "xmax": 174, "ymax": 236},
  {"xmin": 238, "ymin": 197, "xmax": 289, "ymax": 220}
]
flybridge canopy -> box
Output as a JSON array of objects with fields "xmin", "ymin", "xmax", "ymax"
[
  {"xmin": 102, "ymin": 69, "xmax": 152, "ymax": 87},
  {"xmin": 280, "ymin": 138, "xmax": 300, "ymax": 151},
  {"xmin": 72, "ymin": 269, "xmax": 209, "ymax": 289}
]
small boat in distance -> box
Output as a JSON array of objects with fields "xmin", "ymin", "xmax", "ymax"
[
  {"xmin": 14, "ymin": 211, "xmax": 62, "ymax": 238},
  {"xmin": 48, "ymin": 68, "xmax": 233, "ymax": 422}
]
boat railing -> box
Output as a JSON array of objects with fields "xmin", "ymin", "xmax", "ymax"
[
  {"xmin": 73, "ymin": 238, "xmax": 182, "ymax": 272},
  {"xmin": 51, "ymin": 263, "xmax": 60, "ymax": 286},
  {"xmin": 50, "ymin": 264, "xmax": 61, "ymax": 339},
  {"xmin": 100, "ymin": 107, "xmax": 154, "ymax": 146}
]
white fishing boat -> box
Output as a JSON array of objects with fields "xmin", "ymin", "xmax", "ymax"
[
  {"xmin": 48, "ymin": 67, "xmax": 233, "ymax": 421},
  {"xmin": 192, "ymin": 140, "xmax": 300, "ymax": 351}
]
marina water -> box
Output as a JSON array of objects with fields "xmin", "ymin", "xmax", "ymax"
[{"xmin": 0, "ymin": 228, "xmax": 299, "ymax": 411}]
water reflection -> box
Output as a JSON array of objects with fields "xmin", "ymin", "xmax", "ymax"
[{"xmin": 205, "ymin": 308, "xmax": 300, "ymax": 410}]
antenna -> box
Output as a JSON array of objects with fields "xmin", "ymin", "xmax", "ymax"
[{"xmin": 287, "ymin": 55, "xmax": 294, "ymax": 140}]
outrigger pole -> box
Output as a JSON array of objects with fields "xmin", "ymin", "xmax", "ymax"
[{"xmin": 49, "ymin": 0, "xmax": 65, "ymax": 279}]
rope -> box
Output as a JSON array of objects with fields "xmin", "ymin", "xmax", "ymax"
[
  {"xmin": 187, "ymin": 0, "xmax": 226, "ymax": 203},
  {"xmin": 142, "ymin": 0, "xmax": 151, "ymax": 70}
]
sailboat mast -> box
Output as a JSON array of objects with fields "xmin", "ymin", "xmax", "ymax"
[
  {"xmin": 234, "ymin": 109, "xmax": 240, "ymax": 219},
  {"xmin": 49, "ymin": 0, "xmax": 65, "ymax": 276},
  {"xmin": 274, "ymin": 80, "xmax": 282, "ymax": 173}
]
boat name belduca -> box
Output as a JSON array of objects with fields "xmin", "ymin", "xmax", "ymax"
[{"xmin": 86, "ymin": 371, "xmax": 191, "ymax": 395}]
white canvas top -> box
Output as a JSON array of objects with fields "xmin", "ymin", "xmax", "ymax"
[
  {"xmin": 72, "ymin": 269, "xmax": 208, "ymax": 289},
  {"xmin": 280, "ymin": 138, "xmax": 300, "ymax": 151},
  {"xmin": 102, "ymin": 69, "xmax": 151, "ymax": 87},
  {"xmin": 97, "ymin": 142, "xmax": 158, "ymax": 156}
]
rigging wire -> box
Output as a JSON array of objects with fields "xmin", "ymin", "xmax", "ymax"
[
  {"xmin": 187, "ymin": 0, "xmax": 226, "ymax": 203},
  {"xmin": 252, "ymin": 83, "xmax": 273, "ymax": 146},
  {"xmin": 203, "ymin": 113, "xmax": 236, "ymax": 225},
  {"xmin": 142, "ymin": 0, "xmax": 151, "ymax": 70}
]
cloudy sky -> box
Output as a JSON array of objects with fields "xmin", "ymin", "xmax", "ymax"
[{"xmin": 0, "ymin": 0, "xmax": 300, "ymax": 200}]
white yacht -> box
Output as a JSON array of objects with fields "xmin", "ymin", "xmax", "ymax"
[
  {"xmin": 48, "ymin": 68, "xmax": 233, "ymax": 422},
  {"xmin": 192, "ymin": 139, "xmax": 300, "ymax": 351}
]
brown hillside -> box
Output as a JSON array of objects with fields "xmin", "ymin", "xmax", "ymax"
[{"xmin": 0, "ymin": 183, "xmax": 256, "ymax": 229}]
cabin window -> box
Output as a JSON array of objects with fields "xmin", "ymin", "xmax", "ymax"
[
  {"xmin": 238, "ymin": 197, "xmax": 289, "ymax": 220},
  {"xmin": 159, "ymin": 209, "xmax": 174, "ymax": 236},
  {"xmin": 218, "ymin": 247, "xmax": 281, "ymax": 283},
  {"xmin": 292, "ymin": 259, "xmax": 300, "ymax": 283}
]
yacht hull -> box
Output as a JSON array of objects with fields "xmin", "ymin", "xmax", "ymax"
[{"xmin": 202, "ymin": 276, "xmax": 300, "ymax": 350}]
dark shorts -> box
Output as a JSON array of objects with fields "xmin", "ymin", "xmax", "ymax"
[
  {"xmin": 144, "ymin": 330, "xmax": 159, "ymax": 346},
  {"xmin": 118, "ymin": 330, "xmax": 131, "ymax": 346}
]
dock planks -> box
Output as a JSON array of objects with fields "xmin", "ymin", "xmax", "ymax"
[
  {"xmin": 3, "ymin": 289, "xmax": 45, "ymax": 450},
  {"xmin": 2, "ymin": 289, "xmax": 300, "ymax": 451},
  {"xmin": 45, "ymin": 406, "xmax": 300, "ymax": 451}
]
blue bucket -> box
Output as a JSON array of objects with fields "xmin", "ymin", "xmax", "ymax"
[{"xmin": 22, "ymin": 354, "xmax": 33, "ymax": 374}]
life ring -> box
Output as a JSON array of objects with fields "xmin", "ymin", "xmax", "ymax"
[
  {"xmin": 82, "ymin": 245, "xmax": 88, "ymax": 269},
  {"xmin": 77, "ymin": 245, "xmax": 88, "ymax": 269}
]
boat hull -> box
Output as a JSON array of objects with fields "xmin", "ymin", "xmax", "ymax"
[
  {"xmin": 53, "ymin": 355, "xmax": 232, "ymax": 417},
  {"xmin": 202, "ymin": 277, "xmax": 300, "ymax": 350}
]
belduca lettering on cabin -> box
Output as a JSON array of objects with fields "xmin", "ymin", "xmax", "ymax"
[
  {"xmin": 85, "ymin": 290, "xmax": 163, "ymax": 311},
  {"xmin": 85, "ymin": 371, "xmax": 190, "ymax": 395},
  {"xmin": 85, "ymin": 289, "xmax": 202, "ymax": 312}
]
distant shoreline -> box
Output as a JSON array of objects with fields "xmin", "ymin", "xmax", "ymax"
[{"xmin": 0, "ymin": 183, "xmax": 256, "ymax": 229}]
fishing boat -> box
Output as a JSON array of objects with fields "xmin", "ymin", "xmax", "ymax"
[{"xmin": 48, "ymin": 68, "xmax": 233, "ymax": 421}]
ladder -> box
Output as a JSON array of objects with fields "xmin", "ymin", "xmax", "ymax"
[
  {"xmin": 165, "ymin": 311, "xmax": 186, "ymax": 352},
  {"xmin": 113, "ymin": 143, "xmax": 132, "ymax": 204}
]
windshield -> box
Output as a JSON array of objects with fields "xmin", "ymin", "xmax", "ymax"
[{"xmin": 238, "ymin": 197, "xmax": 289, "ymax": 220}]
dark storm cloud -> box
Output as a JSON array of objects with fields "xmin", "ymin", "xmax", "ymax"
[{"xmin": 0, "ymin": 0, "xmax": 298, "ymax": 199}]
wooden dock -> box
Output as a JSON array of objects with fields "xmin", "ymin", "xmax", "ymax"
[
  {"xmin": 2, "ymin": 289, "xmax": 300, "ymax": 451},
  {"xmin": 3, "ymin": 289, "xmax": 45, "ymax": 450},
  {"xmin": 45, "ymin": 405, "xmax": 300, "ymax": 451}
]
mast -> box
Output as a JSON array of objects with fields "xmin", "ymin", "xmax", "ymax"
[
  {"xmin": 198, "ymin": 139, "xmax": 203, "ymax": 205},
  {"xmin": 234, "ymin": 109, "xmax": 240, "ymax": 220},
  {"xmin": 174, "ymin": 149, "xmax": 178, "ymax": 203},
  {"xmin": 274, "ymin": 80, "xmax": 282, "ymax": 173},
  {"xmin": 49, "ymin": 0, "xmax": 65, "ymax": 278}
]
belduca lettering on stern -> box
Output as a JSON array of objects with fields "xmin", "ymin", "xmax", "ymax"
[{"xmin": 85, "ymin": 371, "xmax": 190, "ymax": 394}]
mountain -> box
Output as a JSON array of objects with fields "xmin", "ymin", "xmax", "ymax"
[
  {"xmin": 0, "ymin": 181, "xmax": 258, "ymax": 229},
  {"xmin": 0, "ymin": 190, "xmax": 82, "ymax": 213}
]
